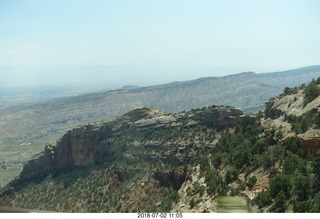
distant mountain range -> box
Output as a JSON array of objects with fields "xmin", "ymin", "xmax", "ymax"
[
  {"xmin": 30, "ymin": 65, "xmax": 320, "ymax": 114},
  {"xmin": 2, "ymin": 65, "xmax": 320, "ymax": 137}
]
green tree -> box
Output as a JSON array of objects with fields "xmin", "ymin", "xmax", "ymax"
[
  {"xmin": 293, "ymin": 201, "xmax": 311, "ymax": 212},
  {"xmin": 283, "ymin": 137, "xmax": 303, "ymax": 157},
  {"xmin": 292, "ymin": 174, "xmax": 310, "ymax": 201},
  {"xmin": 235, "ymin": 115, "xmax": 262, "ymax": 137},
  {"xmin": 252, "ymin": 138, "xmax": 269, "ymax": 155},
  {"xmin": 283, "ymin": 87, "xmax": 291, "ymax": 95},
  {"xmin": 270, "ymin": 174, "xmax": 291, "ymax": 198},
  {"xmin": 313, "ymin": 155, "xmax": 320, "ymax": 192},
  {"xmin": 315, "ymin": 113, "xmax": 320, "ymax": 128},
  {"xmin": 205, "ymin": 171, "xmax": 219, "ymax": 195},
  {"xmin": 304, "ymin": 79, "xmax": 320, "ymax": 104},
  {"xmin": 189, "ymin": 198, "xmax": 196, "ymax": 209},
  {"xmin": 160, "ymin": 191, "xmax": 180, "ymax": 212},
  {"xmin": 199, "ymin": 156, "xmax": 209, "ymax": 172},
  {"xmin": 254, "ymin": 189, "xmax": 272, "ymax": 209},
  {"xmin": 225, "ymin": 168, "xmax": 239, "ymax": 184},
  {"xmin": 257, "ymin": 153, "xmax": 273, "ymax": 170},
  {"xmin": 283, "ymin": 154, "xmax": 306, "ymax": 175},
  {"xmin": 311, "ymin": 192, "xmax": 320, "ymax": 212},
  {"xmin": 300, "ymin": 117, "xmax": 309, "ymax": 133},
  {"xmin": 273, "ymin": 191, "xmax": 286, "ymax": 212},
  {"xmin": 211, "ymin": 153, "xmax": 222, "ymax": 168},
  {"xmin": 247, "ymin": 175, "xmax": 257, "ymax": 190}
]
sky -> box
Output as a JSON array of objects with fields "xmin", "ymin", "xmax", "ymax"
[{"xmin": 0, "ymin": 0, "xmax": 320, "ymax": 87}]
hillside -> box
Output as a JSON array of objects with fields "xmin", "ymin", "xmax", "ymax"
[
  {"xmin": 0, "ymin": 65, "xmax": 319, "ymax": 188},
  {"xmin": 1, "ymin": 78, "xmax": 320, "ymax": 213},
  {"xmin": 0, "ymin": 106, "xmax": 244, "ymax": 212}
]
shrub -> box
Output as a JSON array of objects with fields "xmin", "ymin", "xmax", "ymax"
[
  {"xmin": 225, "ymin": 168, "xmax": 239, "ymax": 184},
  {"xmin": 293, "ymin": 201, "xmax": 311, "ymax": 212},
  {"xmin": 252, "ymin": 138, "xmax": 269, "ymax": 155},
  {"xmin": 283, "ymin": 154, "xmax": 306, "ymax": 175},
  {"xmin": 247, "ymin": 176, "xmax": 257, "ymax": 190},
  {"xmin": 159, "ymin": 191, "xmax": 180, "ymax": 212},
  {"xmin": 315, "ymin": 113, "xmax": 320, "ymax": 128},
  {"xmin": 304, "ymin": 79, "xmax": 320, "ymax": 105},
  {"xmin": 189, "ymin": 198, "xmax": 196, "ymax": 209},
  {"xmin": 199, "ymin": 156, "xmax": 209, "ymax": 172},
  {"xmin": 276, "ymin": 130, "xmax": 283, "ymax": 139},
  {"xmin": 211, "ymin": 154, "xmax": 222, "ymax": 168},
  {"xmin": 273, "ymin": 191, "xmax": 286, "ymax": 212},
  {"xmin": 311, "ymin": 192, "xmax": 320, "ymax": 212},
  {"xmin": 254, "ymin": 189, "xmax": 272, "ymax": 209},
  {"xmin": 283, "ymin": 137, "xmax": 303, "ymax": 156},
  {"xmin": 313, "ymin": 155, "xmax": 320, "ymax": 190},
  {"xmin": 205, "ymin": 171, "xmax": 219, "ymax": 195},
  {"xmin": 270, "ymin": 173, "xmax": 291, "ymax": 198},
  {"xmin": 269, "ymin": 167, "xmax": 278, "ymax": 178},
  {"xmin": 238, "ymin": 181, "xmax": 247, "ymax": 191},
  {"xmin": 291, "ymin": 174, "xmax": 310, "ymax": 201},
  {"xmin": 283, "ymin": 87, "xmax": 297, "ymax": 96},
  {"xmin": 259, "ymin": 153, "xmax": 273, "ymax": 169},
  {"xmin": 193, "ymin": 182, "xmax": 206, "ymax": 196}
]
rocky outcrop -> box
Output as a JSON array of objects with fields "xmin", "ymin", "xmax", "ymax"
[
  {"xmin": 264, "ymin": 88, "xmax": 320, "ymax": 119},
  {"xmin": 153, "ymin": 168, "xmax": 187, "ymax": 190},
  {"xmin": 8, "ymin": 106, "xmax": 244, "ymax": 188},
  {"xmin": 14, "ymin": 124, "xmax": 117, "ymax": 185},
  {"xmin": 56, "ymin": 124, "xmax": 115, "ymax": 167},
  {"xmin": 264, "ymin": 101, "xmax": 281, "ymax": 119},
  {"xmin": 263, "ymin": 84, "xmax": 320, "ymax": 155},
  {"xmin": 191, "ymin": 107, "xmax": 243, "ymax": 129},
  {"xmin": 18, "ymin": 144, "xmax": 55, "ymax": 182},
  {"xmin": 120, "ymin": 107, "xmax": 160, "ymax": 122}
]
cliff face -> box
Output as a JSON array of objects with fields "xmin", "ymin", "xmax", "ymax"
[
  {"xmin": 55, "ymin": 124, "xmax": 115, "ymax": 167},
  {"xmin": 191, "ymin": 107, "xmax": 243, "ymax": 128},
  {"xmin": 18, "ymin": 144, "xmax": 55, "ymax": 182},
  {"xmin": 264, "ymin": 85, "xmax": 320, "ymax": 154},
  {"xmin": 11, "ymin": 106, "xmax": 243, "ymax": 187},
  {"xmin": 17, "ymin": 125, "xmax": 115, "ymax": 184}
]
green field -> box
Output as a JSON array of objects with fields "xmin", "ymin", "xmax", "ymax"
[{"xmin": 217, "ymin": 196, "xmax": 250, "ymax": 213}]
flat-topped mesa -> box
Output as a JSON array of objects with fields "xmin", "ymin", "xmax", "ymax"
[{"xmin": 9, "ymin": 106, "xmax": 244, "ymax": 187}]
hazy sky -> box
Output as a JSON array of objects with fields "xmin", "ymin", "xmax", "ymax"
[{"xmin": 1, "ymin": 0, "xmax": 320, "ymax": 87}]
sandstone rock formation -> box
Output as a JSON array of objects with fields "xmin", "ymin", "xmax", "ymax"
[
  {"xmin": 264, "ymin": 86, "xmax": 320, "ymax": 154},
  {"xmin": 9, "ymin": 106, "xmax": 243, "ymax": 188}
]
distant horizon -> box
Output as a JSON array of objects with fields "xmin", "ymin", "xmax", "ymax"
[{"xmin": 1, "ymin": 63, "xmax": 319, "ymax": 90}]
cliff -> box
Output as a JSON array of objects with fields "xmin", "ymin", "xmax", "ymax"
[
  {"xmin": 264, "ymin": 83, "xmax": 320, "ymax": 154},
  {"xmin": 9, "ymin": 106, "xmax": 243, "ymax": 188}
]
